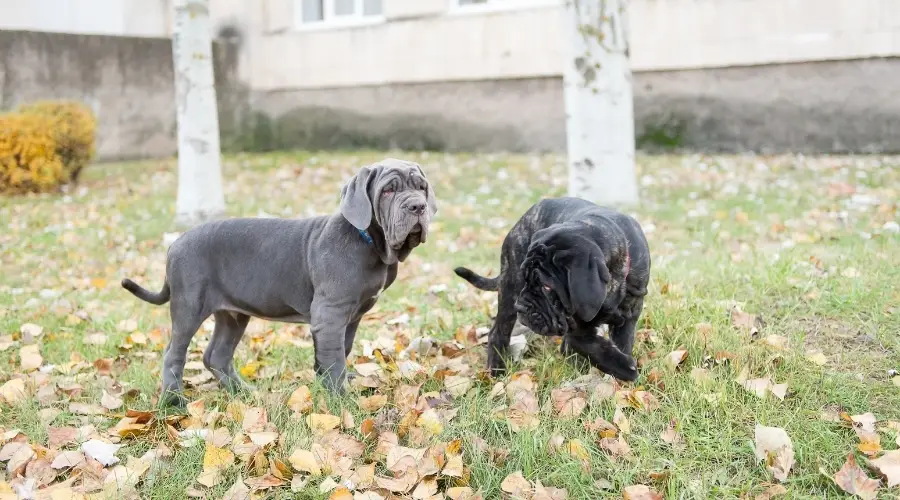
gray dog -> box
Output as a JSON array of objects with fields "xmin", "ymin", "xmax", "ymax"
[
  {"xmin": 455, "ymin": 197, "xmax": 650, "ymax": 382},
  {"xmin": 122, "ymin": 158, "xmax": 436, "ymax": 406}
]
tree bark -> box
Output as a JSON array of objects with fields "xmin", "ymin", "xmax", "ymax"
[
  {"xmin": 561, "ymin": 0, "xmax": 639, "ymax": 206},
  {"xmin": 172, "ymin": 0, "xmax": 225, "ymax": 228}
]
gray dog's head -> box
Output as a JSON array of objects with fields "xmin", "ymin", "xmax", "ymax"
[{"xmin": 340, "ymin": 158, "xmax": 437, "ymax": 264}]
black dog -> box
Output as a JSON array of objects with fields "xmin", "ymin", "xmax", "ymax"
[{"xmin": 455, "ymin": 197, "xmax": 650, "ymax": 381}]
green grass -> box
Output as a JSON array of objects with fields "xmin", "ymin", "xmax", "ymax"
[{"xmin": 1, "ymin": 151, "xmax": 899, "ymax": 499}]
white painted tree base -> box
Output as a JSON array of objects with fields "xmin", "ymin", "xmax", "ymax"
[
  {"xmin": 562, "ymin": 0, "xmax": 639, "ymax": 207},
  {"xmin": 172, "ymin": 0, "xmax": 226, "ymax": 228}
]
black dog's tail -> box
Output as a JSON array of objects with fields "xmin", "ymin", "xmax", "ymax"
[
  {"xmin": 454, "ymin": 267, "xmax": 499, "ymax": 292},
  {"xmin": 121, "ymin": 278, "xmax": 170, "ymax": 305}
]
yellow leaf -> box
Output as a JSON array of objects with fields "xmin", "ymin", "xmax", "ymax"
[
  {"xmin": 806, "ymin": 351, "xmax": 828, "ymax": 366},
  {"xmin": 328, "ymin": 486, "xmax": 353, "ymax": 500},
  {"xmin": 565, "ymin": 439, "xmax": 590, "ymax": 461},
  {"xmin": 358, "ymin": 394, "xmax": 388, "ymax": 412},
  {"xmin": 416, "ymin": 409, "xmax": 444, "ymax": 436},
  {"xmin": 203, "ymin": 444, "xmax": 234, "ymax": 471},
  {"xmin": 288, "ymin": 448, "xmax": 322, "ymax": 475},
  {"xmin": 90, "ymin": 278, "xmax": 107, "ymax": 289},
  {"xmin": 306, "ymin": 413, "xmax": 341, "ymax": 434},
  {"xmin": 239, "ymin": 361, "xmax": 261, "ymax": 379}
]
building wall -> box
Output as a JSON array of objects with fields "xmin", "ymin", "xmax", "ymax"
[{"xmin": 2, "ymin": 0, "xmax": 900, "ymax": 157}]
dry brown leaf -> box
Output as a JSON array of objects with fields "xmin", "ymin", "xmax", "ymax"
[
  {"xmin": 445, "ymin": 375, "xmax": 472, "ymax": 398},
  {"xmin": 50, "ymin": 450, "xmax": 86, "ymax": 469},
  {"xmin": 69, "ymin": 402, "xmax": 107, "ymax": 416},
  {"xmin": 760, "ymin": 335, "xmax": 789, "ymax": 350},
  {"xmin": 6, "ymin": 443, "xmax": 35, "ymax": 475},
  {"xmin": 101, "ymin": 391, "xmax": 124, "ymax": 410},
  {"xmin": 359, "ymin": 394, "xmax": 388, "ymax": 413},
  {"xmin": 374, "ymin": 470, "xmax": 418, "ymax": 493},
  {"xmin": 868, "ymin": 449, "xmax": 900, "ymax": 487},
  {"xmin": 500, "ymin": 470, "xmax": 532, "ymax": 498},
  {"xmin": 828, "ymin": 453, "xmax": 880, "ymax": 499},
  {"xmin": 47, "ymin": 426, "xmax": 79, "ymax": 449},
  {"xmin": 754, "ymin": 484, "xmax": 787, "ymax": 500},
  {"xmin": 550, "ymin": 388, "xmax": 586, "ymax": 419},
  {"xmin": 412, "ymin": 477, "xmax": 438, "ymax": 499},
  {"xmin": 731, "ymin": 308, "xmax": 763, "ymax": 335},
  {"xmin": 613, "ymin": 407, "xmax": 631, "ymax": 435},
  {"xmin": 241, "ymin": 407, "xmax": 268, "ymax": 433},
  {"xmin": 245, "ymin": 473, "xmax": 286, "ymax": 490},
  {"xmin": 598, "ymin": 436, "xmax": 631, "ymax": 459},
  {"xmin": 660, "ymin": 419, "xmax": 685, "ymax": 448},
  {"xmin": 533, "ymin": 481, "xmax": 567, "ymax": 500},
  {"xmin": 622, "ymin": 484, "xmax": 663, "ymax": 500},
  {"xmin": 221, "ymin": 478, "xmax": 251, "ymax": 500},
  {"xmin": 0, "ymin": 378, "xmax": 27, "ymax": 404},
  {"xmin": 329, "ymin": 486, "xmax": 353, "ymax": 500},
  {"xmin": 667, "ymin": 349, "xmax": 688, "ymax": 368},
  {"xmin": 447, "ymin": 486, "xmax": 476, "ymax": 500},
  {"xmin": 754, "ymin": 424, "xmax": 794, "ymax": 482},
  {"xmin": 19, "ymin": 344, "xmax": 42, "ymax": 371},
  {"xmin": 287, "ymin": 385, "xmax": 312, "ymax": 414}
]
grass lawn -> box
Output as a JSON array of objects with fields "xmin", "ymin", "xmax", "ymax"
[{"xmin": 1, "ymin": 151, "xmax": 899, "ymax": 499}]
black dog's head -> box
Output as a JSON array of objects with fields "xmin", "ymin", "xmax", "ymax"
[{"xmin": 515, "ymin": 225, "xmax": 611, "ymax": 337}]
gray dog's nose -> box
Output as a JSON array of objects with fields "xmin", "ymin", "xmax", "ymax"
[{"xmin": 406, "ymin": 201, "xmax": 426, "ymax": 215}]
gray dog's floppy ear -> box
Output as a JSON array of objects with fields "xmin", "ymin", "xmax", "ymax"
[
  {"xmin": 555, "ymin": 249, "xmax": 610, "ymax": 322},
  {"xmin": 414, "ymin": 164, "xmax": 438, "ymax": 217},
  {"xmin": 340, "ymin": 166, "xmax": 378, "ymax": 230}
]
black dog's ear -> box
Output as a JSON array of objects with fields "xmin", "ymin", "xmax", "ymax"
[
  {"xmin": 554, "ymin": 250, "xmax": 610, "ymax": 322},
  {"xmin": 340, "ymin": 166, "xmax": 379, "ymax": 230}
]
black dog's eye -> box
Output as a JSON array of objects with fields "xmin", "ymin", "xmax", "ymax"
[{"xmin": 542, "ymin": 284, "xmax": 552, "ymax": 292}]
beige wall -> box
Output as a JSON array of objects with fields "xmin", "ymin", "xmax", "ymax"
[{"xmin": 3, "ymin": 0, "xmax": 900, "ymax": 90}]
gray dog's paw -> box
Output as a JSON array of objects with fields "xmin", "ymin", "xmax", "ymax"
[{"xmin": 158, "ymin": 390, "xmax": 188, "ymax": 409}]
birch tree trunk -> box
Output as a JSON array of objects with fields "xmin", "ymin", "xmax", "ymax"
[
  {"xmin": 172, "ymin": 0, "xmax": 225, "ymax": 228},
  {"xmin": 561, "ymin": 0, "xmax": 639, "ymax": 206}
]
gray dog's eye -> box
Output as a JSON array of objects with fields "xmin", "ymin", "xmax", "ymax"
[{"xmin": 382, "ymin": 188, "xmax": 394, "ymax": 196}]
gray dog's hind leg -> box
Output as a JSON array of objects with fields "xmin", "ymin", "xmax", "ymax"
[
  {"xmin": 161, "ymin": 304, "xmax": 206, "ymax": 407},
  {"xmin": 310, "ymin": 298, "xmax": 350, "ymax": 393},
  {"xmin": 204, "ymin": 311, "xmax": 252, "ymax": 393}
]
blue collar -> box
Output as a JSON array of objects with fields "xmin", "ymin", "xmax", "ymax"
[{"xmin": 358, "ymin": 229, "xmax": 374, "ymax": 245}]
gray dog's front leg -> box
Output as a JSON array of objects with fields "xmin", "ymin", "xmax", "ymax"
[{"xmin": 310, "ymin": 298, "xmax": 351, "ymax": 393}]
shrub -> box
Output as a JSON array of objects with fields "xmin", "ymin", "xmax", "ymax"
[
  {"xmin": 18, "ymin": 100, "xmax": 97, "ymax": 183},
  {"xmin": 0, "ymin": 112, "xmax": 66, "ymax": 194}
]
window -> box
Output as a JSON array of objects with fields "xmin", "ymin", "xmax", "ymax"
[
  {"xmin": 451, "ymin": 0, "xmax": 559, "ymax": 13},
  {"xmin": 297, "ymin": 0, "xmax": 384, "ymax": 27}
]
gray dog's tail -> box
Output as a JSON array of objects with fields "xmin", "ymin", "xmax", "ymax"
[
  {"xmin": 121, "ymin": 278, "xmax": 170, "ymax": 305},
  {"xmin": 454, "ymin": 267, "xmax": 499, "ymax": 292}
]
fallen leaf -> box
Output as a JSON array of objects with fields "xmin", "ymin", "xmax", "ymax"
[
  {"xmin": 6, "ymin": 443, "xmax": 35, "ymax": 475},
  {"xmin": 754, "ymin": 484, "xmax": 787, "ymax": 500},
  {"xmin": 50, "ymin": 450, "xmax": 86, "ymax": 469},
  {"xmin": 447, "ymin": 487, "xmax": 476, "ymax": 500},
  {"xmin": 288, "ymin": 449, "xmax": 321, "ymax": 475},
  {"xmin": 416, "ymin": 408, "xmax": 444, "ymax": 435},
  {"xmin": 754, "ymin": 425, "xmax": 794, "ymax": 482},
  {"xmin": 47, "ymin": 427, "xmax": 79, "ymax": 449},
  {"xmin": 690, "ymin": 367, "xmax": 711, "ymax": 384},
  {"xmin": 829, "ymin": 453, "xmax": 880, "ymax": 499},
  {"xmin": 307, "ymin": 413, "xmax": 341, "ymax": 434},
  {"xmin": 613, "ymin": 407, "xmax": 631, "ymax": 434},
  {"xmin": 0, "ymin": 379, "xmax": 27, "ymax": 404},
  {"xmin": 412, "ymin": 477, "xmax": 438, "ymax": 499},
  {"xmin": 197, "ymin": 444, "xmax": 235, "ymax": 488},
  {"xmin": 20, "ymin": 323, "xmax": 43, "ymax": 338},
  {"xmin": 19, "ymin": 344, "xmax": 42, "ymax": 371},
  {"xmin": 667, "ymin": 349, "xmax": 688, "ymax": 368},
  {"xmin": 287, "ymin": 385, "xmax": 312, "ymax": 414},
  {"xmin": 598, "ymin": 437, "xmax": 631, "ymax": 459},
  {"xmin": 806, "ymin": 351, "xmax": 828, "ymax": 366},
  {"xmin": 731, "ymin": 308, "xmax": 764, "ymax": 335},
  {"xmin": 444, "ymin": 375, "xmax": 472, "ymax": 398},
  {"xmin": 359, "ymin": 394, "xmax": 388, "ymax": 412},
  {"xmin": 69, "ymin": 402, "xmax": 106, "ymax": 415},
  {"xmin": 85, "ymin": 333, "xmax": 107, "ymax": 345},
  {"xmin": 81, "ymin": 439, "xmax": 121, "ymax": 466},
  {"xmin": 622, "ymin": 484, "xmax": 663, "ymax": 500},
  {"xmin": 329, "ymin": 486, "xmax": 353, "ymax": 500},
  {"xmin": 101, "ymin": 391, "xmax": 124, "ymax": 410},
  {"xmin": 868, "ymin": 449, "xmax": 900, "ymax": 487},
  {"xmin": 241, "ymin": 407, "xmax": 268, "ymax": 432},
  {"xmin": 760, "ymin": 335, "xmax": 789, "ymax": 350},
  {"xmin": 221, "ymin": 478, "xmax": 251, "ymax": 500},
  {"xmin": 533, "ymin": 481, "xmax": 568, "ymax": 500},
  {"xmin": 660, "ymin": 419, "xmax": 684, "ymax": 448},
  {"xmin": 500, "ymin": 471, "xmax": 532, "ymax": 497},
  {"xmin": 245, "ymin": 473, "xmax": 285, "ymax": 490}
]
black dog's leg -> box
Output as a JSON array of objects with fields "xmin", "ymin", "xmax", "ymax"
[
  {"xmin": 487, "ymin": 278, "xmax": 519, "ymax": 376},
  {"xmin": 563, "ymin": 330, "xmax": 638, "ymax": 382},
  {"xmin": 204, "ymin": 311, "xmax": 252, "ymax": 393},
  {"xmin": 610, "ymin": 296, "xmax": 644, "ymax": 355},
  {"xmin": 310, "ymin": 297, "xmax": 351, "ymax": 393}
]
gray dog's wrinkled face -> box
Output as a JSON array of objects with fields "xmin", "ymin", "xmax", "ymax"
[
  {"xmin": 340, "ymin": 158, "xmax": 437, "ymax": 264},
  {"xmin": 515, "ymin": 229, "xmax": 610, "ymax": 336}
]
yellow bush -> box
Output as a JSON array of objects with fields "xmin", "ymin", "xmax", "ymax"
[
  {"xmin": 18, "ymin": 100, "xmax": 96, "ymax": 183},
  {"xmin": 0, "ymin": 112, "xmax": 67, "ymax": 194}
]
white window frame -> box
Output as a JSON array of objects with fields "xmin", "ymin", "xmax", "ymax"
[
  {"xmin": 294, "ymin": 0, "xmax": 385, "ymax": 31},
  {"xmin": 448, "ymin": 0, "xmax": 560, "ymax": 16}
]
